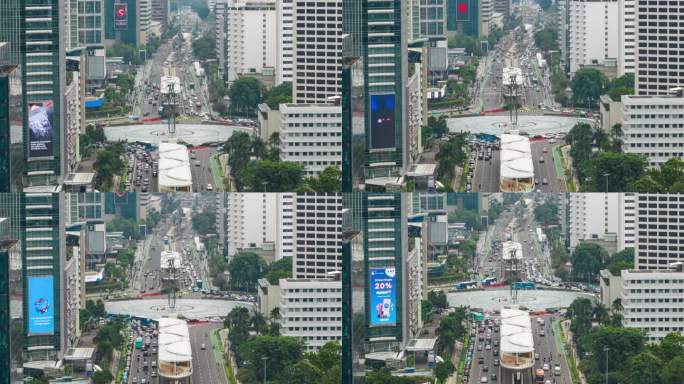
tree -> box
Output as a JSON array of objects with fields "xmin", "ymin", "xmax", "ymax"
[
  {"xmin": 608, "ymin": 86, "xmax": 634, "ymax": 102},
  {"xmin": 582, "ymin": 152, "xmax": 647, "ymax": 192},
  {"xmin": 237, "ymin": 336, "xmax": 305, "ymax": 384},
  {"xmin": 567, "ymin": 297, "xmax": 593, "ymax": 339},
  {"xmin": 653, "ymin": 332, "xmax": 684, "ymax": 362},
  {"xmin": 192, "ymin": 209, "xmax": 216, "ymax": 236},
  {"xmin": 626, "ymin": 351, "xmax": 663, "ymax": 384},
  {"xmin": 291, "ymin": 342, "xmax": 341, "ymax": 384},
  {"xmin": 264, "ymin": 256, "xmax": 292, "ymax": 284},
  {"xmin": 633, "ymin": 157, "xmax": 684, "ymax": 193},
  {"xmin": 593, "ymin": 303, "xmax": 610, "ymax": 326},
  {"xmin": 436, "ymin": 307, "xmax": 467, "ymax": 354},
  {"xmin": 434, "ymin": 359, "xmax": 455, "ymax": 383},
  {"xmin": 94, "ymin": 144, "xmax": 125, "ymax": 191},
  {"xmin": 570, "ymin": 68, "xmax": 609, "ymax": 107},
  {"xmin": 192, "ymin": 34, "xmax": 216, "ymax": 60},
  {"xmin": 264, "ymin": 82, "xmax": 293, "ymax": 109},
  {"xmin": 533, "ymin": 198, "xmax": 559, "ymax": 226},
  {"xmin": 228, "ymin": 77, "xmax": 265, "ymax": 116},
  {"xmin": 223, "ymin": 131, "xmax": 253, "ymax": 174},
  {"xmin": 227, "ymin": 252, "xmax": 265, "ymax": 291},
  {"xmin": 571, "ymin": 243, "xmax": 608, "ymax": 282},
  {"xmin": 435, "ymin": 133, "xmax": 467, "ymax": 187},
  {"xmin": 428, "ymin": 116, "xmax": 449, "ymax": 139},
  {"xmin": 251, "ymin": 312, "xmax": 269, "ymax": 335},
  {"xmin": 225, "ymin": 306, "xmax": 252, "ymax": 329},
  {"xmin": 106, "ymin": 216, "xmax": 138, "ymax": 240},
  {"xmin": 604, "ymin": 248, "xmax": 634, "ymax": 275},
  {"xmin": 91, "ymin": 369, "xmax": 114, "ymax": 384},
  {"xmin": 302, "ymin": 166, "xmax": 342, "ymax": 192},
  {"xmin": 428, "ymin": 290, "xmax": 449, "ymax": 312},
  {"xmin": 533, "ymin": 26, "xmax": 559, "ymax": 51},
  {"xmin": 582, "ymin": 326, "xmax": 645, "ymax": 378},
  {"xmin": 191, "ymin": 0, "xmax": 210, "ymax": 18},
  {"xmin": 237, "ymin": 160, "xmax": 304, "ymax": 192}
]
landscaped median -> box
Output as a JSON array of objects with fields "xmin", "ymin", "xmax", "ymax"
[
  {"xmin": 554, "ymin": 319, "xmax": 580, "ymax": 384},
  {"xmin": 455, "ymin": 324, "xmax": 471, "ymax": 382},
  {"xmin": 552, "ymin": 145, "xmax": 576, "ymax": 192},
  {"xmin": 214, "ymin": 329, "xmax": 238, "ymax": 384}
]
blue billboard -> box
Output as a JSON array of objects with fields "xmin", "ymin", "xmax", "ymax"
[
  {"xmin": 28, "ymin": 276, "xmax": 55, "ymax": 335},
  {"xmin": 369, "ymin": 267, "xmax": 397, "ymax": 326}
]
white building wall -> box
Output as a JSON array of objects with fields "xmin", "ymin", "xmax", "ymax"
[
  {"xmin": 276, "ymin": 193, "xmax": 295, "ymax": 261},
  {"xmin": 617, "ymin": 0, "xmax": 635, "ymax": 76},
  {"xmin": 618, "ymin": 192, "xmax": 636, "ymax": 251},
  {"xmin": 279, "ymin": 278, "xmax": 342, "ymax": 351},
  {"xmin": 568, "ymin": 0, "xmax": 619, "ymax": 75},
  {"xmin": 634, "ymin": 194, "xmax": 684, "ymax": 270},
  {"xmin": 621, "ymin": 95, "xmax": 684, "ymax": 167},
  {"xmin": 621, "ymin": 268, "xmax": 684, "ymax": 342},
  {"xmin": 276, "ymin": 0, "xmax": 293, "ymax": 84},
  {"xmin": 279, "ymin": 104, "xmax": 342, "ymax": 177},
  {"xmin": 223, "ymin": 193, "xmax": 277, "ymax": 257},
  {"xmin": 292, "ymin": 194, "xmax": 341, "ymax": 279},
  {"xmin": 568, "ymin": 193, "xmax": 620, "ymax": 249}
]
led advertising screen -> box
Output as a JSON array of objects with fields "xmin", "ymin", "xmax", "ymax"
[
  {"xmin": 28, "ymin": 101, "xmax": 54, "ymax": 158},
  {"xmin": 369, "ymin": 94, "xmax": 396, "ymax": 149},
  {"xmin": 369, "ymin": 267, "xmax": 397, "ymax": 326},
  {"xmin": 114, "ymin": 3, "xmax": 128, "ymax": 29},
  {"xmin": 28, "ymin": 276, "xmax": 55, "ymax": 335},
  {"xmin": 455, "ymin": 0, "xmax": 472, "ymax": 21}
]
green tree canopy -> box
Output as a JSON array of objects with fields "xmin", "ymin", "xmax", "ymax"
[
  {"xmin": 228, "ymin": 252, "xmax": 265, "ymax": 291},
  {"xmin": 571, "ymin": 243, "xmax": 608, "ymax": 282},
  {"xmin": 264, "ymin": 82, "xmax": 293, "ymax": 109},
  {"xmin": 192, "ymin": 209, "xmax": 216, "ymax": 236},
  {"xmin": 604, "ymin": 248, "xmax": 634, "ymax": 275},
  {"xmin": 228, "ymin": 77, "xmax": 265, "ymax": 116},
  {"xmin": 633, "ymin": 157, "xmax": 684, "ymax": 193},
  {"xmin": 570, "ymin": 68, "xmax": 609, "ymax": 107},
  {"xmin": 533, "ymin": 198, "xmax": 559, "ymax": 226},
  {"xmin": 237, "ymin": 160, "xmax": 304, "ymax": 192},
  {"xmin": 581, "ymin": 151, "xmax": 647, "ymax": 192},
  {"xmin": 191, "ymin": 34, "xmax": 216, "ymax": 60},
  {"xmin": 237, "ymin": 336, "xmax": 305, "ymax": 384}
]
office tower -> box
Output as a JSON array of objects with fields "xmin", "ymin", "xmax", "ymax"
[
  {"xmin": 567, "ymin": 0, "xmax": 618, "ymax": 75},
  {"xmin": 0, "ymin": 217, "xmax": 23, "ymax": 384},
  {"xmin": 618, "ymin": 193, "xmax": 636, "ymax": 250},
  {"xmin": 634, "ymin": 194, "xmax": 684, "ymax": 270},
  {"xmin": 292, "ymin": 193, "xmax": 341, "ymax": 279},
  {"xmin": 419, "ymin": 0, "xmax": 446, "ymax": 40},
  {"xmin": 22, "ymin": 190, "xmax": 66, "ymax": 364},
  {"xmin": 276, "ymin": 0, "xmax": 293, "ymax": 84},
  {"xmin": 78, "ymin": 0, "xmax": 105, "ymax": 45},
  {"xmin": 65, "ymin": 0, "xmax": 79, "ymax": 49},
  {"xmin": 620, "ymin": 264, "xmax": 684, "ymax": 342},
  {"xmin": 634, "ymin": 0, "xmax": 684, "ymax": 95},
  {"xmin": 291, "ymin": 0, "xmax": 342, "ymax": 103},
  {"xmin": 67, "ymin": 192, "xmax": 105, "ymax": 222},
  {"xmin": 279, "ymin": 278, "xmax": 342, "ymax": 351},
  {"xmin": 278, "ymin": 104, "xmax": 342, "ymax": 177},
  {"xmin": 568, "ymin": 193, "xmax": 621, "ymax": 249},
  {"xmin": 104, "ymin": 0, "xmax": 150, "ymax": 46},
  {"xmin": 214, "ymin": 0, "xmax": 276, "ymax": 84},
  {"xmin": 215, "ymin": 193, "xmax": 277, "ymax": 258},
  {"xmin": 151, "ymin": 0, "xmax": 170, "ymax": 28},
  {"xmin": 446, "ymin": 0, "xmax": 482, "ymax": 37},
  {"xmin": 493, "ymin": 0, "xmax": 511, "ymax": 17},
  {"xmin": 617, "ymin": 0, "xmax": 635, "ymax": 76},
  {"xmin": 0, "ymin": 64, "xmax": 24, "ymax": 192},
  {"xmin": 275, "ymin": 193, "xmax": 294, "ymax": 260},
  {"xmin": 342, "ymin": 0, "xmax": 407, "ymax": 190}
]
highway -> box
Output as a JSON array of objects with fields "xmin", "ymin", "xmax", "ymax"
[
  {"xmin": 189, "ymin": 323, "xmax": 228, "ymax": 384},
  {"xmin": 190, "ymin": 146, "xmax": 219, "ymax": 192}
]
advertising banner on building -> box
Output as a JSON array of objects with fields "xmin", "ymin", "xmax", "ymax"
[
  {"xmin": 369, "ymin": 267, "xmax": 397, "ymax": 326},
  {"xmin": 28, "ymin": 101, "xmax": 54, "ymax": 158},
  {"xmin": 369, "ymin": 93, "xmax": 396, "ymax": 149},
  {"xmin": 28, "ymin": 276, "xmax": 55, "ymax": 335},
  {"xmin": 115, "ymin": 3, "xmax": 128, "ymax": 30}
]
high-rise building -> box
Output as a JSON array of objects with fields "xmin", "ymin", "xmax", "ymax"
[
  {"xmin": 291, "ymin": 0, "xmax": 342, "ymax": 104},
  {"xmin": 275, "ymin": 193, "xmax": 294, "ymax": 260},
  {"xmin": 215, "ymin": 193, "xmax": 277, "ymax": 259},
  {"xmin": 214, "ymin": 0, "xmax": 276, "ymax": 83},
  {"xmin": 634, "ymin": 0, "xmax": 684, "ymax": 95},
  {"xmin": 278, "ymin": 103, "xmax": 342, "ymax": 177},
  {"xmin": 0, "ymin": 218, "xmax": 23, "ymax": 384},
  {"xmin": 67, "ymin": 192, "xmax": 105, "ymax": 222},
  {"xmin": 618, "ymin": 192, "xmax": 636, "ymax": 250},
  {"xmin": 419, "ymin": 0, "xmax": 446, "ymax": 40},
  {"xmin": 292, "ymin": 193, "xmax": 341, "ymax": 279},
  {"xmin": 342, "ymin": 0, "xmax": 407, "ymax": 190},
  {"xmin": 0, "ymin": 64, "xmax": 24, "ymax": 193},
  {"xmin": 151, "ymin": 0, "xmax": 170, "ymax": 28},
  {"xmin": 568, "ymin": 193, "xmax": 620, "ymax": 249},
  {"xmin": 567, "ymin": 0, "xmax": 619, "ymax": 75},
  {"xmin": 634, "ymin": 194, "xmax": 684, "ymax": 270},
  {"xmin": 78, "ymin": 0, "xmax": 105, "ymax": 45},
  {"xmin": 617, "ymin": 0, "xmax": 635, "ymax": 76},
  {"xmin": 276, "ymin": 0, "xmax": 293, "ymax": 84},
  {"xmin": 279, "ymin": 277, "xmax": 342, "ymax": 351},
  {"xmin": 104, "ymin": 0, "xmax": 150, "ymax": 46}
]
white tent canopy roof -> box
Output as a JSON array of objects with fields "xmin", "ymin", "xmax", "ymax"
[
  {"xmin": 500, "ymin": 308, "xmax": 534, "ymax": 354},
  {"xmin": 157, "ymin": 318, "xmax": 192, "ymax": 363}
]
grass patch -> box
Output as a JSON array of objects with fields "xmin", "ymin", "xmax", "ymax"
[
  {"xmin": 115, "ymin": 327, "xmax": 130, "ymax": 384},
  {"xmin": 459, "ymin": 157, "xmax": 470, "ymax": 192},
  {"xmin": 118, "ymin": 158, "xmax": 128, "ymax": 193},
  {"xmin": 456, "ymin": 325, "xmax": 470, "ymax": 381},
  {"xmin": 215, "ymin": 329, "xmax": 238, "ymax": 384}
]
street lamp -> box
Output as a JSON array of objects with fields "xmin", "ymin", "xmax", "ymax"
[
  {"xmin": 603, "ymin": 347, "xmax": 610, "ymax": 384},
  {"xmin": 603, "ymin": 172, "xmax": 610, "ymax": 193},
  {"xmin": 262, "ymin": 356, "xmax": 268, "ymax": 384}
]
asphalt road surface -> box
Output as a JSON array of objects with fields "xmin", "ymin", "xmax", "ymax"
[
  {"xmin": 190, "ymin": 146, "xmax": 218, "ymax": 192},
  {"xmin": 128, "ymin": 327, "xmax": 159, "ymax": 384},
  {"xmin": 473, "ymin": 147, "xmax": 501, "ymax": 193},
  {"xmin": 189, "ymin": 323, "xmax": 228, "ymax": 384}
]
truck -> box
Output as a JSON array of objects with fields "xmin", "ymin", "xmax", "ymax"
[{"xmin": 535, "ymin": 369, "xmax": 545, "ymax": 384}]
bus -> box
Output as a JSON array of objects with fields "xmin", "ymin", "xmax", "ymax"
[
  {"xmin": 163, "ymin": 235, "xmax": 169, "ymax": 245},
  {"xmin": 481, "ymin": 277, "xmax": 498, "ymax": 286},
  {"xmin": 535, "ymin": 369, "xmax": 545, "ymax": 384},
  {"xmin": 512, "ymin": 281, "xmax": 535, "ymax": 290},
  {"xmin": 135, "ymin": 337, "xmax": 143, "ymax": 349},
  {"xmin": 196, "ymin": 279, "xmax": 203, "ymax": 289},
  {"xmin": 456, "ymin": 281, "xmax": 478, "ymax": 289}
]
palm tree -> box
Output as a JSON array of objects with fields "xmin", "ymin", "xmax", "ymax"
[
  {"xmin": 610, "ymin": 123, "xmax": 623, "ymax": 152},
  {"xmin": 611, "ymin": 298, "xmax": 623, "ymax": 314},
  {"xmin": 251, "ymin": 312, "xmax": 268, "ymax": 335},
  {"xmin": 593, "ymin": 302, "xmax": 610, "ymax": 326},
  {"xmin": 270, "ymin": 307, "xmax": 281, "ymax": 322},
  {"xmin": 593, "ymin": 127, "xmax": 610, "ymax": 152},
  {"xmin": 250, "ymin": 135, "xmax": 268, "ymax": 160}
]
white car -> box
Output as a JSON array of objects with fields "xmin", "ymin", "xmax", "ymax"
[{"xmin": 206, "ymin": 184, "xmax": 213, "ymax": 191}]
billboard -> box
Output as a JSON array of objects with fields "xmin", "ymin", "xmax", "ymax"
[
  {"xmin": 28, "ymin": 101, "xmax": 54, "ymax": 158},
  {"xmin": 28, "ymin": 276, "xmax": 55, "ymax": 335},
  {"xmin": 369, "ymin": 267, "xmax": 397, "ymax": 326},
  {"xmin": 455, "ymin": 0, "xmax": 473, "ymax": 22},
  {"xmin": 114, "ymin": 3, "xmax": 128, "ymax": 29},
  {"xmin": 369, "ymin": 94, "xmax": 396, "ymax": 149}
]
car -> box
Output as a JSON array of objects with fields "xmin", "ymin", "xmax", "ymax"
[
  {"xmin": 206, "ymin": 184, "xmax": 213, "ymax": 191},
  {"xmin": 540, "ymin": 329, "xmax": 545, "ymax": 336},
  {"xmin": 542, "ymin": 178, "xmax": 548, "ymax": 185},
  {"xmin": 478, "ymin": 344, "xmax": 483, "ymax": 351},
  {"xmin": 543, "ymin": 363, "xmax": 550, "ymax": 371},
  {"xmin": 483, "ymin": 365, "xmax": 489, "ymax": 372},
  {"xmin": 481, "ymin": 377, "xmax": 489, "ymax": 383},
  {"xmin": 201, "ymin": 343, "xmax": 206, "ymax": 350},
  {"xmin": 539, "ymin": 157, "xmax": 545, "ymax": 163},
  {"xmin": 195, "ymin": 160, "xmax": 201, "ymax": 166},
  {"xmin": 485, "ymin": 344, "xmax": 491, "ymax": 350},
  {"xmin": 554, "ymin": 364, "xmax": 561, "ymax": 375},
  {"xmin": 490, "ymin": 373, "xmax": 497, "ymax": 381},
  {"xmin": 493, "ymin": 359, "xmax": 500, "ymax": 366},
  {"xmin": 534, "ymin": 178, "xmax": 539, "ymax": 185},
  {"xmin": 535, "ymin": 353, "xmax": 540, "ymax": 360},
  {"xmin": 493, "ymin": 349, "xmax": 499, "ymax": 356}
]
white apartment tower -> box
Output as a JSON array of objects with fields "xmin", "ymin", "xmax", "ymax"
[
  {"xmin": 215, "ymin": 193, "xmax": 277, "ymax": 258},
  {"xmin": 634, "ymin": 194, "xmax": 684, "ymax": 270},
  {"xmin": 617, "ymin": 0, "xmax": 635, "ymax": 76},
  {"xmin": 634, "ymin": 0, "xmax": 684, "ymax": 95},
  {"xmin": 292, "ymin": 194, "xmax": 342, "ymax": 279},
  {"xmin": 276, "ymin": 0, "xmax": 294, "ymax": 84},
  {"xmin": 215, "ymin": 0, "xmax": 277, "ymax": 83},
  {"xmin": 279, "ymin": 103, "xmax": 342, "ymax": 177},
  {"xmin": 621, "ymin": 266, "xmax": 684, "ymax": 342},
  {"xmin": 275, "ymin": 193, "xmax": 295, "ymax": 260},
  {"xmin": 568, "ymin": 193, "xmax": 620, "ymax": 249},
  {"xmin": 620, "ymin": 93, "xmax": 684, "ymax": 167},
  {"xmin": 567, "ymin": 0, "xmax": 619, "ymax": 75},
  {"xmin": 292, "ymin": 0, "xmax": 342, "ymax": 103},
  {"xmin": 618, "ymin": 193, "xmax": 636, "ymax": 250},
  {"xmin": 279, "ymin": 278, "xmax": 342, "ymax": 351}
]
